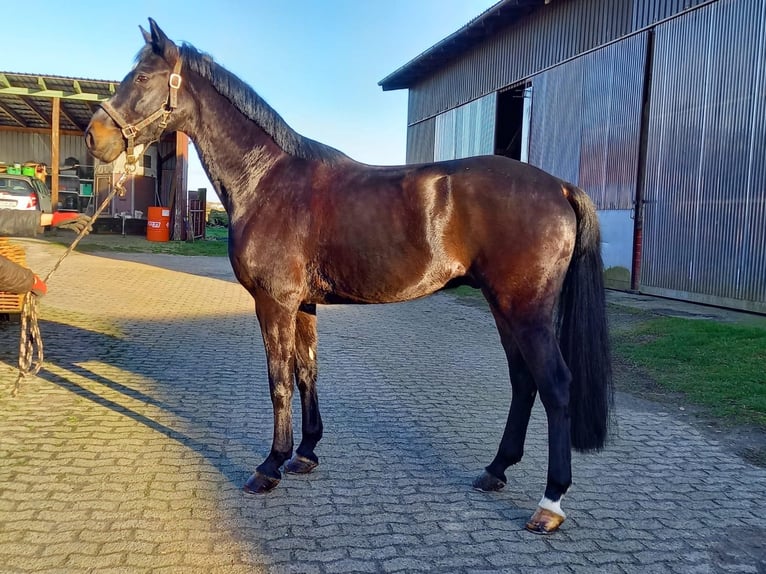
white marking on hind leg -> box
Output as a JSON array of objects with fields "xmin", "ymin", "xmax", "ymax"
[{"xmin": 538, "ymin": 496, "xmax": 566, "ymax": 518}]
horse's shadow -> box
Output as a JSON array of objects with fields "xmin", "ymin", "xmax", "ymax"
[
  {"xmin": 0, "ymin": 300, "xmax": 534, "ymax": 528},
  {"xmin": 1, "ymin": 315, "xmax": 263, "ymax": 487}
]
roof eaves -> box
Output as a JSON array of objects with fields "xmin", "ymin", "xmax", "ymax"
[{"xmin": 379, "ymin": 0, "xmax": 546, "ymax": 91}]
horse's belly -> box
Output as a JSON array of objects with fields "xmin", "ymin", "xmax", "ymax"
[{"xmin": 310, "ymin": 258, "xmax": 466, "ymax": 305}]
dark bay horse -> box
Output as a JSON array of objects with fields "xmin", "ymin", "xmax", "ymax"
[{"xmin": 85, "ymin": 19, "xmax": 612, "ymax": 534}]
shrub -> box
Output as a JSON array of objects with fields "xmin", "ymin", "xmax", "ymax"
[{"xmin": 208, "ymin": 209, "xmax": 229, "ymax": 227}]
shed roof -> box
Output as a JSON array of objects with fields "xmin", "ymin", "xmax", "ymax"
[
  {"xmin": 379, "ymin": 0, "xmax": 547, "ymax": 91},
  {"xmin": 0, "ymin": 71, "xmax": 117, "ymax": 134}
]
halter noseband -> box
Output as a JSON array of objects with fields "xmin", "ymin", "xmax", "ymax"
[{"xmin": 100, "ymin": 58, "xmax": 183, "ymax": 167}]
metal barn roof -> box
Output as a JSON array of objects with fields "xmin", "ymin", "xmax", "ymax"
[
  {"xmin": 0, "ymin": 72, "xmax": 118, "ymax": 133},
  {"xmin": 378, "ymin": 0, "xmax": 548, "ymax": 91}
]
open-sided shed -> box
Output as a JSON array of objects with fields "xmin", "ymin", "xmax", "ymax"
[{"xmin": 0, "ymin": 71, "xmax": 190, "ymax": 239}]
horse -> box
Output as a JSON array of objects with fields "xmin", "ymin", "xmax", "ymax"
[{"xmin": 85, "ymin": 19, "xmax": 612, "ymax": 534}]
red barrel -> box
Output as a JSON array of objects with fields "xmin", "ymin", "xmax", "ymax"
[{"xmin": 146, "ymin": 207, "xmax": 171, "ymax": 242}]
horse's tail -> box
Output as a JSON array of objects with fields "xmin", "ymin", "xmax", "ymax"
[{"xmin": 557, "ymin": 183, "xmax": 613, "ymax": 452}]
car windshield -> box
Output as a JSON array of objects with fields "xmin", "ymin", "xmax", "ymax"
[{"xmin": 0, "ymin": 177, "xmax": 34, "ymax": 197}]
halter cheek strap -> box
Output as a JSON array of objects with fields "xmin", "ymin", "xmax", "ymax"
[{"xmin": 100, "ymin": 58, "xmax": 183, "ymax": 167}]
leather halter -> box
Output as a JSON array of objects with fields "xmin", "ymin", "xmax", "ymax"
[{"xmin": 99, "ymin": 58, "xmax": 183, "ymax": 166}]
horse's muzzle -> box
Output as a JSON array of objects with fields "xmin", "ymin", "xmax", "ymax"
[{"xmin": 85, "ymin": 110, "xmax": 124, "ymax": 163}]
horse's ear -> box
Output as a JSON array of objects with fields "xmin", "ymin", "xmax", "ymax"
[
  {"xmin": 147, "ymin": 18, "xmax": 180, "ymax": 64},
  {"xmin": 140, "ymin": 24, "xmax": 152, "ymax": 45}
]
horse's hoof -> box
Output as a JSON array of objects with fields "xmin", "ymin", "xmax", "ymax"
[
  {"xmin": 525, "ymin": 507, "xmax": 565, "ymax": 534},
  {"xmin": 472, "ymin": 470, "xmax": 506, "ymax": 492},
  {"xmin": 284, "ymin": 454, "xmax": 318, "ymax": 475},
  {"xmin": 243, "ymin": 471, "xmax": 280, "ymax": 494}
]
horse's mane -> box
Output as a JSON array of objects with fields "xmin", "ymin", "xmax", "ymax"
[{"xmin": 173, "ymin": 43, "xmax": 348, "ymax": 165}]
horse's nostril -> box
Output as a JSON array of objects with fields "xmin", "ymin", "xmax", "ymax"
[{"xmin": 85, "ymin": 129, "xmax": 94, "ymax": 150}]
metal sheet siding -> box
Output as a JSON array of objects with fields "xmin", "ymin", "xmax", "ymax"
[
  {"xmin": 641, "ymin": 0, "xmax": 766, "ymax": 312},
  {"xmin": 529, "ymin": 33, "xmax": 647, "ymax": 211},
  {"xmin": 632, "ymin": 0, "xmax": 712, "ymax": 29},
  {"xmin": 529, "ymin": 61, "xmax": 584, "ymax": 186},
  {"xmin": 405, "ymin": 117, "xmax": 435, "ymax": 164},
  {"xmin": 406, "ymin": 0, "xmax": 634, "ymax": 126},
  {"xmin": 0, "ymin": 132, "xmax": 88, "ymax": 167},
  {"xmin": 433, "ymin": 93, "xmax": 496, "ymax": 161}
]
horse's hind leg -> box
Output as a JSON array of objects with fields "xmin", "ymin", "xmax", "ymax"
[
  {"xmin": 285, "ymin": 304, "xmax": 323, "ymax": 474},
  {"xmin": 512, "ymin": 319, "xmax": 573, "ymax": 535},
  {"xmin": 473, "ymin": 307, "xmax": 537, "ymax": 492}
]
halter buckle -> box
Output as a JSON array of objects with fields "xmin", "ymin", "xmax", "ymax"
[
  {"xmin": 121, "ymin": 125, "xmax": 138, "ymax": 139},
  {"xmin": 169, "ymin": 73, "xmax": 182, "ymax": 90},
  {"xmin": 159, "ymin": 110, "xmax": 172, "ymax": 129}
]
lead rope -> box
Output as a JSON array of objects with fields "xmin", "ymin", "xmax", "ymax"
[{"xmin": 12, "ymin": 163, "xmax": 136, "ymax": 396}]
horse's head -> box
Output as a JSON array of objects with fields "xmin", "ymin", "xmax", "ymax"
[{"xmin": 86, "ymin": 19, "xmax": 188, "ymax": 164}]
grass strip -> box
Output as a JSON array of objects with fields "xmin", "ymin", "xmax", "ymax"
[{"xmin": 612, "ymin": 316, "xmax": 766, "ymax": 427}]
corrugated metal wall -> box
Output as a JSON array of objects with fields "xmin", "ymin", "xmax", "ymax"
[
  {"xmin": 406, "ymin": 0, "xmax": 634, "ymax": 126},
  {"xmin": 641, "ymin": 0, "xmax": 766, "ymax": 312},
  {"xmin": 632, "ymin": 0, "xmax": 712, "ymax": 28},
  {"xmin": 528, "ymin": 61, "xmax": 584, "ymax": 185},
  {"xmin": 529, "ymin": 33, "xmax": 647, "ymax": 211},
  {"xmin": 433, "ymin": 93, "xmax": 496, "ymax": 161},
  {"xmin": 403, "ymin": 0, "xmax": 720, "ymax": 131},
  {"xmin": 0, "ymin": 132, "xmax": 88, "ymax": 167},
  {"xmin": 405, "ymin": 117, "xmax": 435, "ymax": 164}
]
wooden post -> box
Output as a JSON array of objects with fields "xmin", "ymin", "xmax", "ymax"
[
  {"xmin": 172, "ymin": 132, "xmax": 189, "ymax": 240},
  {"xmin": 51, "ymin": 97, "xmax": 60, "ymax": 209}
]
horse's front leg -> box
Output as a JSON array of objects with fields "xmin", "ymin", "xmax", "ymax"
[
  {"xmin": 244, "ymin": 296, "xmax": 298, "ymax": 494},
  {"xmin": 285, "ymin": 304, "xmax": 323, "ymax": 475}
]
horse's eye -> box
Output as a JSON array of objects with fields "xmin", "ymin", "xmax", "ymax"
[{"xmin": 136, "ymin": 74, "xmax": 149, "ymax": 84}]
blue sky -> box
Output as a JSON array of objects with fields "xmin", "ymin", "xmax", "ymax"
[{"xmin": 1, "ymin": 1, "xmax": 497, "ymax": 198}]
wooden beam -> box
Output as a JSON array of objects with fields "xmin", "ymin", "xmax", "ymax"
[
  {"xmin": 51, "ymin": 98, "xmax": 60, "ymax": 208},
  {"xmin": 173, "ymin": 132, "xmax": 189, "ymax": 240},
  {"xmin": 0, "ymin": 74, "xmax": 115, "ymax": 101},
  {"xmin": 0, "ymin": 101, "xmax": 25, "ymax": 127},
  {"xmin": 0, "ymin": 87, "xmax": 110, "ymax": 101},
  {"xmin": 57, "ymin": 102, "xmax": 83, "ymax": 132},
  {"xmin": 20, "ymin": 97, "xmax": 48, "ymax": 124},
  {"xmin": 16, "ymin": 96, "xmax": 81, "ymax": 133}
]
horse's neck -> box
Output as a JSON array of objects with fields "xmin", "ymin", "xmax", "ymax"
[{"xmin": 183, "ymin": 77, "xmax": 287, "ymax": 218}]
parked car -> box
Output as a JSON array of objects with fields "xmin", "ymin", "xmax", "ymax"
[
  {"xmin": 0, "ymin": 174, "xmax": 53, "ymax": 213},
  {"xmin": 45, "ymin": 173, "xmax": 81, "ymax": 212}
]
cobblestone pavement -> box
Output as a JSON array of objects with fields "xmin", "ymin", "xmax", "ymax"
[{"xmin": 1, "ymin": 239, "xmax": 765, "ymax": 574}]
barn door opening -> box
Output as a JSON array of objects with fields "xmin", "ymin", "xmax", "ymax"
[{"xmin": 495, "ymin": 83, "xmax": 532, "ymax": 162}]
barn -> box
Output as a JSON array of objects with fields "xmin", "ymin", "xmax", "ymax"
[
  {"xmin": 380, "ymin": 0, "xmax": 766, "ymax": 314},
  {"xmin": 0, "ymin": 72, "xmax": 192, "ymax": 239}
]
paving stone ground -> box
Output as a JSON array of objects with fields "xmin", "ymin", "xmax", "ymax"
[{"xmin": 1, "ymin": 238, "xmax": 765, "ymax": 574}]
